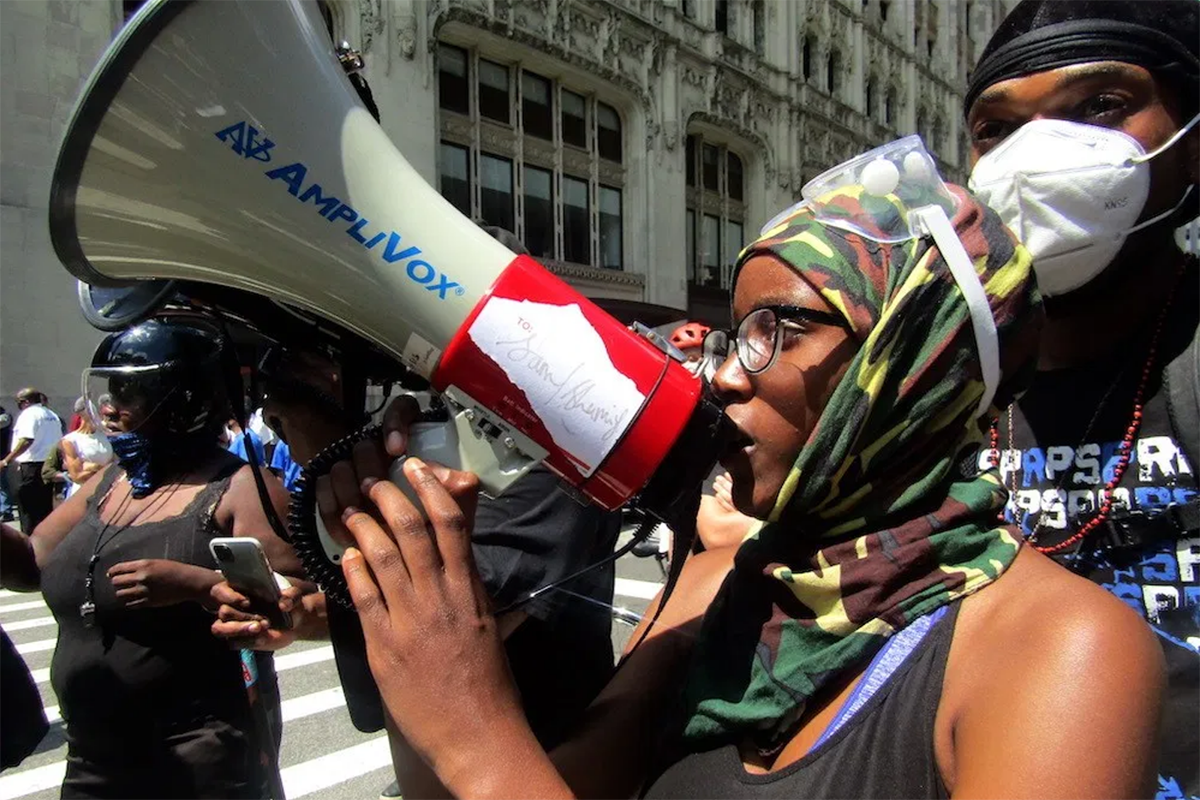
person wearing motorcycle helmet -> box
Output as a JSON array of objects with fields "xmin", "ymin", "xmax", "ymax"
[{"xmin": 0, "ymin": 317, "xmax": 304, "ymax": 799}]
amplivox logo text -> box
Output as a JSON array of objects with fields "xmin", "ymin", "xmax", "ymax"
[{"xmin": 214, "ymin": 120, "xmax": 463, "ymax": 300}]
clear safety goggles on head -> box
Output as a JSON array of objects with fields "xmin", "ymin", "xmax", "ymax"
[{"xmin": 750, "ymin": 137, "xmax": 1001, "ymax": 418}]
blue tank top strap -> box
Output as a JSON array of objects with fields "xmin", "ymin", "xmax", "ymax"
[{"xmin": 812, "ymin": 604, "xmax": 951, "ymax": 750}]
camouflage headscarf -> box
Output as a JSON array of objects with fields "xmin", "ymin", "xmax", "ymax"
[{"xmin": 680, "ymin": 184, "xmax": 1043, "ymax": 752}]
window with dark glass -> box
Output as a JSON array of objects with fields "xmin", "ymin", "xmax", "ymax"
[
  {"xmin": 753, "ymin": 1, "xmax": 765, "ymax": 52},
  {"xmin": 479, "ymin": 154, "xmax": 514, "ymax": 233},
  {"xmin": 439, "ymin": 45, "xmax": 469, "ymax": 114},
  {"xmin": 685, "ymin": 136, "xmax": 747, "ymax": 290},
  {"xmin": 802, "ymin": 37, "xmax": 814, "ymax": 81},
  {"xmin": 686, "ymin": 135, "xmax": 697, "ymax": 187},
  {"xmin": 885, "ymin": 89, "xmax": 895, "ymax": 125},
  {"xmin": 727, "ymin": 152, "xmax": 743, "ymax": 201},
  {"xmin": 866, "ymin": 79, "xmax": 875, "ymax": 119},
  {"xmin": 478, "ymin": 59, "xmax": 510, "ymax": 123},
  {"xmin": 522, "ymin": 71, "xmax": 552, "ymax": 140},
  {"xmin": 523, "ymin": 166, "xmax": 554, "ymax": 258},
  {"xmin": 597, "ymin": 102, "xmax": 622, "ymax": 163},
  {"xmin": 702, "ymin": 214, "xmax": 721, "ymax": 287},
  {"xmin": 437, "ymin": 52, "xmax": 625, "ymax": 272},
  {"xmin": 563, "ymin": 177, "xmax": 590, "ymax": 265},
  {"xmin": 686, "ymin": 210, "xmax": 696, "ymax": 280},
  {"xmin": 562, "ymin": 90, "xmax": 587, "ymax": 148},
  {"xmin": 880, "ymin": 0, "xmax": 890, "ymax": 21},
  {"xmin": 702, "ymin": 144, "xmax": 719, "ymax": 191},
  {"xmin": 599, "ymin": 187, "xmax": 622, "ymax": 269},
  {"xmin": 715, "ymin": 0, "xmax": 729, "ymax": 35},
  {"xmin": 826, "ymin": 51, "xmax": 839, "ymax": 95},
  {"xmin": 725, "ymin": 220, "xmax": 744, "ymax": 271},
  {"xmin": 439, "ymin": 143, "xmax": 470, "ymax": 216}
]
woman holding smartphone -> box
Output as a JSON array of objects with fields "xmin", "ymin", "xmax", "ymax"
[{"xmin": 0, "ymin": 317, "xmax": 302, "ymax": 799}]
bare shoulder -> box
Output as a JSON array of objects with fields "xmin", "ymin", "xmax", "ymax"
[
  {"xmin": 955, "ymin": 545, "xmax": 1161, "ymax": 672},
  {"xmin": 939, "ymin": 545, "xmax": 1165, "ymax": 797}
]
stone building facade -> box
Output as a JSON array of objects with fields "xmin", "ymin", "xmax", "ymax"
[
  {"xmin": 0, "ymin": 0, "xmax": 1012, "ymax": 413},
  {"xmin": 339, "ymin": 0, "xmax": 1013, "ymax": 322}
]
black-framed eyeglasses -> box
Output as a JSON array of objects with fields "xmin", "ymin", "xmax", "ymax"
[{"xmin": 702, "ymin": 305, "xmax": 849, "ymax": 375}]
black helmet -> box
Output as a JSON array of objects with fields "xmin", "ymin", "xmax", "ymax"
[{"xmin": 89, "ymin": 317, "xmax": 228, "ymax": 437}]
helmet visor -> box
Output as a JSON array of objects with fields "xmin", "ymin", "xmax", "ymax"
[{"xmin": 82, "ymin": 364, "xmax": 181, "ymax": 436}]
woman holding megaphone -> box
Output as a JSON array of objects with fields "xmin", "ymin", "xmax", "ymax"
[{"xmin": 298, "ymin": 161, "xmax": 1166, "ymax": 797}]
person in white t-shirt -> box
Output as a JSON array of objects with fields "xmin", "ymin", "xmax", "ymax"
[{"xmin": 0, "ymin": 389, "xmax": 63, "ymax": 532}]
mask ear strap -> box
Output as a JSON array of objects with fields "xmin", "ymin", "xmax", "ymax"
[
  {"xmin": 909, "ymin": 205, "xmax": 1000, "ymax": 419},
  {"xmin": 1126, "ymin": 184, "xmax": 1196, "ymax": 236},
  {"xmin": 1129, "ymin": 112, "xmax": 1200, "ymax": 165}
]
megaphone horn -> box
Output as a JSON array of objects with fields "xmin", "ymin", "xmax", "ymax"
[{"xmin": 50, "ymin": 0, "xmax": 731, "ymax": 514}]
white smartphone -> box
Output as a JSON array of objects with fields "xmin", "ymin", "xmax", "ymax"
[{"xmin": 209, "ymin": 537, "xmax": 292, "ymax": 631}]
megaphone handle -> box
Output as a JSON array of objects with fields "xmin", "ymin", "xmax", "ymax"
[{"xmin": 290, "ymin": 414, "xmax": 540, "ymax": 607}]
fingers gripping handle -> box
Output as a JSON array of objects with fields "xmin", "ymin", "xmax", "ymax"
[{"xmin": 289, "ymin": 396, "xmax": 544, "ymax": 607}]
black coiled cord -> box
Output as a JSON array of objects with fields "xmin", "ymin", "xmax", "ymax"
[{"xmin": 287, "ymin": 423, "xmax": 382, "ymax": 608}]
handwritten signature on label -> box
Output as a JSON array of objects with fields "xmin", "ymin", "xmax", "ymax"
[{"xmin": 468, "ymin": 298, "xmax": 645, "ymax": 476}]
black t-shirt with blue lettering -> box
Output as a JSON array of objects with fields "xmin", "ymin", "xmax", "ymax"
[{"xmin": 982, "ymin": 289, "xmax": 1198, "ymax": 800}]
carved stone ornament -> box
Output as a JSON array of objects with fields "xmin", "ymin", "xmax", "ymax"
[
  {"xmin": 441, "ymin": 113, "xmax": 472, "ymax": 142},
  {"xmin": 663, "ymin": 120, "xmax": 679, "ymax": 151},
  {"xmin": 598, "ymin": 160, "xmax": 625, "ymax": 185},
  {"xmin": 357, "ymin": 0, "xmax": 385, "ymax": 54},
  {"xmin": 396, "ymin": 5, "xmax": 417, "ymax": 60}
]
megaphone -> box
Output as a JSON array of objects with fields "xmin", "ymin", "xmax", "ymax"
[{"xmin": 50, "ymin": 0, "xmax": 730, "ymax": 529}]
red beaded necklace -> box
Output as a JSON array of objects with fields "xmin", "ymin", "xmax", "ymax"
[{"xmin": 987, "ymin": 272, "xmax": 1180, "ymax": 555}]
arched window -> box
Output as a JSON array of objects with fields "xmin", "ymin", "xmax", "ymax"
[
  {"xmin": 802, "ymin": 36, "xmax": 815, "ymax": 81},
  {"xmin": 865, "ymin": 77, "xmax": 877, "ymax": 120},
  {"xmin": 885, "ymin": 87, "xmax": 896, "ymax": 125}
]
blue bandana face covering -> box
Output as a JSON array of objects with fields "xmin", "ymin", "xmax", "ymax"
[{"xmin": 109, "ymin": 431, "xmax": 159, "ymax": 497}]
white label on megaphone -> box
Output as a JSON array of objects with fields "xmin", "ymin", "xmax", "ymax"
[
  {"xmin": 402, "ymin": 333, "xmax": 443, "ymax": 379},
  {"xmin": 468, "ymin": 297, "xmax": 646, "ymax": 476}
]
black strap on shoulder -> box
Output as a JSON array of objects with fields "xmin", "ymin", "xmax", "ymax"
[{"xmin": 1164, "ymin": 320, "xmax": 1200, "ymax": 474}]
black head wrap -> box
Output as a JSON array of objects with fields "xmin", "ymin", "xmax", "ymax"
[{"xmin": 965, "ymin": 0, "xmax": 1199, "ymax": 118}]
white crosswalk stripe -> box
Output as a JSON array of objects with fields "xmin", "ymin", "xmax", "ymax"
[
  {"xmin": 0, "ymin": 600, "xmax": 48, "ymax": 615},
  {"xmin": 2, "ymin": 616, "xmax": 55, "ymax": 632},
  {"xmin": 14, "ymin": 638, "xmax": 55, "ymax": 655},
  {"xmin": 0, "ymin": 560, "xmax": 662, "ymax": 800}
]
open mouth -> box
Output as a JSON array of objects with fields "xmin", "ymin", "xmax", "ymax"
[{"xmin": 719, "ymin": 424, "xmax": 754, "ymax": 463}]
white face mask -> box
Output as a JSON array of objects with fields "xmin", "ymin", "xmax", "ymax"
[{"xmin": 968, "ymin": 115, "xmax": 1198, "ymax": 296}]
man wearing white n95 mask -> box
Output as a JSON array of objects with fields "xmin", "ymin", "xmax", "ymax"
[{"xmin": 964, "ymin": 2, "xmax": 1198, "ymax": 796}]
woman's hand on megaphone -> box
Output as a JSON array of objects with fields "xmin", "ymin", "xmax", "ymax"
[{"xmin": 337, "ymin": 461, "xmax": 543, "ymax": 795}]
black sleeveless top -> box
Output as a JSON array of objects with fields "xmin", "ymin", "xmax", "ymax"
[
  {"xmin": 41, "ymin": 458, "xmax": 254, "ymax": 739},
  {"xmin": 644, "ymin": 603, "xmax": 960, "ymax": 800}
]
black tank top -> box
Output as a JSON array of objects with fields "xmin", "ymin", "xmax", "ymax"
[
  {"xmin": 41, "ymin": 458, "xmax": 253, "ymax": 738},
  {"xmin": 644, "ymin": 602, "xmax": 960, "ymax": 800}
]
